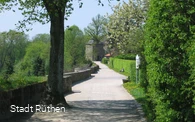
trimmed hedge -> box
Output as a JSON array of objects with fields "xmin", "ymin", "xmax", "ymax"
[
  {"xmin": 101, "ymin": 57, "xmax": 109, "ymax": 64},
  {"xmin": 109, "ymin": 58, "xmax": 138, "ymax": 82},
  {"xmin": 114, "ymin": 54, "xmax": 136, "ymax": 60},
  {"xmin": 144, "ymin": 0, "xmax": 195, "ymax": 121}
]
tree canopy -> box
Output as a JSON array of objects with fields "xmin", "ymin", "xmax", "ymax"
[
  {"xmin": 106, "ymin": 0, "xmax": 148, "ymax": 54},
  {"xmin": 0, "ymin": 30, "xmax": 28, "ymax": 73},
  {"xmin": 20, "ymin": 36, "xmax": 50, "ymax": 76},
  {"xmin": 64, "ymin": 25, "xmax": 87, "ymax": 71},
  {"xmin": 84, "ymin": 14, "xmax": 108, "ymax": 42}
]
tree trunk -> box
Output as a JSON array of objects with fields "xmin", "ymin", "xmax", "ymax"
[
  {"xmin": 48, "ymin": 12, "xmax": 66, "ymax": 105},
  {"xmin": 43, "ymin": 0, "xmax": 68, "ymax": 105}
]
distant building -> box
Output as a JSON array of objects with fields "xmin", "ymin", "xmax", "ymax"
[{"xmin": 85, "ymin": 40, "xmax": 105, "ymax": 61}]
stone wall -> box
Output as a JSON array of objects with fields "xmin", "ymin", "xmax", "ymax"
[
  {"xmin": 90, "ymin": 65, "xmax": 100, "ymax": 74},
  {"xmin": 94, "ymin": 44, "xmax": 105, "ymax": 61},
  {"xmin": 0, "ymin": 82, "xmax": 46, "ymax": 119},
  {"xmin": 0, "ymin": 64, "xmax": 99, "ymax": 120},
  {"xmin": 64, "ymin": 69, "xmax": 91, "ymax": 83},
  {"xmin": 64, "ymin": 65, "xmax": 99, "ymax": 84},
  {"xmin": 85, "ymin": 41, "xmax": 105, "ymax": 61},
  {"xmin": 85, "ymin": 44, "xmax": 93, "ymax": 61}
]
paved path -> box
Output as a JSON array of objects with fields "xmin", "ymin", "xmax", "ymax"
[{"xmin": 8, "ymin": 62, "xmax": 146, "ymax": 122}]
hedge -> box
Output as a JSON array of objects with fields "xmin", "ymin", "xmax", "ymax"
[
  {"xmin": 114, "ymin": 54, "xmax": 136, "ymax": 60},
  {"xmin": 109, "ymin": 58, "xmax": 138, "ymax": 82},
  {"xmin": 144, "ymin": 1, "xmax": 195, "ymax": 121},
  {"xmin": 101, "ymin": 57, "xmax": 109, "ymax": 64}
]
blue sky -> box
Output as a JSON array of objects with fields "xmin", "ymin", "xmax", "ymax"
[{"xmin": 0, "ymin": 0, "xmax": 125, "ymax": 39}]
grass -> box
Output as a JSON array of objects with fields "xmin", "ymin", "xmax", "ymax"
[
  {"xmin": 107, "ymin": 63, "xmax": 148, "ymax": 120},
  {"xmin": 123, "ymin": 82, "xmax": 146, "ymax": 103},
  {"xmin": 0, "ymin": 75, "xmax": 47, "ymax": 91}
]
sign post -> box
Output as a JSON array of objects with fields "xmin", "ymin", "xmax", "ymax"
[{"xmin": 136, "ymin": 54, "xmax": 140, "ymax": 84}]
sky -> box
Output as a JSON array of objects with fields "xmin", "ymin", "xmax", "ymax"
[{"xmin": 0, "ymin": 0, "xmax": 125, "ymax": 39}]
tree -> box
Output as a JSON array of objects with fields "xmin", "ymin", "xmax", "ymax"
[
  {"xmin": 144, "ymin": 0, "xmax": 195, "ymax": 121},
  {"xmin": 107, "ymin": 0, "xmax": 148, "ymax": 54},
  {"xmin": 33, "ymin": 56, "xmax": 45, "ymax": 76},
  {"xmin": 84, "ymin": 14, "xmax": 108, "ymax": 42},
  {"xmin": 0, "ymin": 0, "xmax": 108, "ymax": 105},
  {"xmin": 32, "ymin": 34, "xmax": 50, "ymax": 43},
  {"xmin": 0, "ymin": 30, "xmax": 28, "ymax": 72},
  {"xmin": 64, "ymin": 25, "xmax": 86, "ymax": 71},
  {"xmin": 21, "ymin": 39, "xmax": 49, "ymax": 76},
  {"xmin": 32, "ymin": 34, "xmax": 50, "ymax": 74}
]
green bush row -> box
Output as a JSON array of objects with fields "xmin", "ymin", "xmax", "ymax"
[
  {"xmin": 114, "ymin": 54, "xmax": 136, "ymax": 60},
  {"xmin": 108, "ymin": 58, "xmax": 138, "ymax": 82},
  {"xmin": 101, "ymin": 57, "xmax": 109, "ymax": 64},
  {"xmin": 143, "ymin": 1, "xmax": 195, "ymax": 121}
]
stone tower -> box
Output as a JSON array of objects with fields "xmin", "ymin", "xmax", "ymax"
[{"xmin": 85, "ymin": 40, "xmax": 105, "ymax": 61}]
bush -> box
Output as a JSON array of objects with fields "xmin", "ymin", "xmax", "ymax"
[
  {"xmin": 108, "ymin": 58, "xmax": 138, "ymax": 82},
  {"xmin": 143, "ymin": 0, "xmax": 195, "ymax": 121},
  {"xmin": 101, "ymin": 57, "xmax": 109, "ymax": 64},
  {"xmin": 33, "ymin": 56, "xmax": 45, "ymax": 76},
  {"xmin": 114, "ymin": 54, "xmax": 136, "ymax": 60},
  {"xmin": 83, "ymin": 59, "xmax": 93, "ymax": 67},
  {"xmin": 0, "ymin": 73, "xmax": 46, "ymax": 91}
]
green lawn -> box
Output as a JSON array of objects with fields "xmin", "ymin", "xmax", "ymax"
[{"xmin": 123, "ymin": 82, "xmax": 146, "ymax": 103}]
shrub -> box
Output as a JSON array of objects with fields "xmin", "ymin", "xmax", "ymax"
[
  {"xmin": 144, "ymin": 0, "xmax": 195, "ymax": 121},
  {"xmin": 114, "ymin": 54, "xmax": 136, "ymax": 60},
  {"xmin": 109, "ymin": 58, "xmax": 138, "ymax": 82},
  {"xmin": 101, "ymin": 57, "xmax": 109, "ymax": 64},
  {"xmin": 0, "ymin": 74, "xmax": 46, "ymax": 91},
  {"xmin": 33, "ymin": 56, "xmax": 45, "ymax": 76}
]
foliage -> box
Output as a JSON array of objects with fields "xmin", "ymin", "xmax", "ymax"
[
  {"xmin": 4, "ymin": 60, "xmax": 14, "ymax": 80},
  {"xmin": 0, "ymin": 30, "xmax": 28, "ymax": 72},
  {"xmin": 124, "ymin": 82, "xmax": 145, "ymax": 101},
  {"xmin": 106, "ymin": 0, "xmax": 148, "ymax": 54},
  {"xmin": 20, "ymin": 37, "xmax": 50, "ymax": 76},
  {"xmin": 0, "ymin": 0, "xmax": 77, "ymax": 30},
  {"xmin": 0, "ymin": 74, "xmax": 46, "ymax": 91},
  {"xmin": 33, "ymin": 56, "xmax": 45, "ymax": 76},
  {"xmin": 32, "ymin": 34, "xmax": 50, "ymax": 43},
  {"xmin": 144, "ymin": 0, "xmax": 195, "ymax": 121},
  {"xmin": 114, "ymin": 53, "xmax": 136, "ymax": 60},
  {"xmin": 84, "ymin": 14, "xmax": 108, "ymax": 42},
  {"xmin": 64, "ymin": 25, "xmax": 88, "ymax": 71},
  {"xmin": 109, "ymin": 58, "xmax": 137, "ymax": 82},
  {"xmin": 101, "ymin": 57, "xmax": 109, "ymax": 64}
]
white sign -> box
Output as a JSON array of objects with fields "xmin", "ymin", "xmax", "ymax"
[{"xmin": 136, "ymin": 54, "xmax": 140, "ymax": 69}]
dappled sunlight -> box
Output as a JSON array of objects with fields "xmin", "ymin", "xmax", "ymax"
[{"xmin": 8, "ymin": 100, "xmax": 143, "ymax": 122}]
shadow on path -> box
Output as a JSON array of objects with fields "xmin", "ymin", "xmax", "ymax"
[{"xmin": 6, "ymin": 100, "xmax": 144, "ymax": 122}]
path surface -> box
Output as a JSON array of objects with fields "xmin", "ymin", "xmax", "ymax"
[{"xmin": 9, "ymin": 62, "xmax": 146, "ymax": 122}]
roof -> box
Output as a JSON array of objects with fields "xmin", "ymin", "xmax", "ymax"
[{"xmin": 105, "ymin": 53, "xmax": 111, "ymax": 57}]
